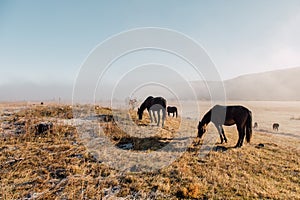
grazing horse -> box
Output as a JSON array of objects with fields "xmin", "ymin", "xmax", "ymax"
[
  {"xmin": 273, "ymin": 123, "xmax": 279, "ymax": 131},
  {"xmin": 253, "ymin": 122, "xmax": 258, "ymax": 129},
  {"xmin": 137, "ymin": 96, "xmax": 167, "ymax": 126},
  {"xmin": 197, "ymin": 105, "xmax": 252, "ymax": 148},
  {"xmin": 167, "ymin": 106, "xmax": 178, "ymax": 118}
]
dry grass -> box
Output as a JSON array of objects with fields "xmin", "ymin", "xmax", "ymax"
[{"xmin": 0, "ymin": 104, "xmax": 299, "ymax": 199}]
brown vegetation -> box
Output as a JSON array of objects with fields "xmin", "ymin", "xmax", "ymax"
[{"xmin": 0, "ymin": 104, "xmax": 299, "ymax": 199}]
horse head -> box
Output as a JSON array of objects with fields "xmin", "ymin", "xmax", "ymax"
[
  {"xmin": 197, "ymin": 121, "xmax": 207, "ymax": 138},
  {"xmin": 137, "ymin": 108, "xmax": 143, "ymax": 120}
]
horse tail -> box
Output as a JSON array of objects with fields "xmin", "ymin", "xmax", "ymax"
[{"xmin": 246, "ymin": 110, "xmax": 252, "ymax": 143}]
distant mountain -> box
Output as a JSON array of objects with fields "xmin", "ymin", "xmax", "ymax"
[
  {"xmin": 191, "ymin": 67, "xmax": 300, "ymax": 101},
  {"xmin": 224, "ymin": 67, "xmax": 300, "ymax": 100}
]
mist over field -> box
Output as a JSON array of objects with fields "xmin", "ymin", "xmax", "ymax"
[{"xmin": 1, "ymin": 67, "xmax": 299, "ymax": 102}]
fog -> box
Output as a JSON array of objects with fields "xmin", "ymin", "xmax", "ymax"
[
  {"xmin": 0, "ymin": 82, "xmax": 73, "ymax": 102},
  {"xmin": 1, "ymin": 67, "xmax": 299, "ymax": 102}
]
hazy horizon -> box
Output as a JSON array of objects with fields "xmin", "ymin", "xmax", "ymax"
[
  {"xmin": 1, "ymin": 1, "xmax": 300, "ymax": 101},
  {"xmin": 0, "ymin": 66, "xmax": 299, "ymax": 102}
]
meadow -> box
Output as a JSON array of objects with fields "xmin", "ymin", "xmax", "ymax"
[{"xmin": 0, "ymin": 102, "xmax": 299, "ymax": 199}]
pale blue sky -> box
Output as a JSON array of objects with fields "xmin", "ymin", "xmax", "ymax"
[{"xmin": 1, "ymin": 0, "xmax": 300, "ymax": 87}]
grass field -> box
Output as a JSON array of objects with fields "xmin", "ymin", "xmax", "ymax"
[{"xmin": 0, "ymin": 103, "xmax": 299, "ymax": 199}]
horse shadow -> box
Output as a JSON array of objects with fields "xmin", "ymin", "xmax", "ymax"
[
  {"xmin": 114, "ymin": 132, "xmax": 236, "ymax": 152},
  {"xmin": 115, "ymin": 136, "xmax": 191, "ymax": 152},
  {"xmin": 212, "ymin": 145, "xmax": 230, "ymax": 152},
  {"xmin": 187, "ymin": 139, "xmax": 234, "ymax": 153}
]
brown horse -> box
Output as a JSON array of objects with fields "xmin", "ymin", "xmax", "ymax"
[
  {"xmin": 197, "ymin": 105, "xmax": 252, "ymax": 148},
  {"xmin": 273, "ymin": 123, "xmax": 279, "ymax": 131},
  {"xmin": 137, "ymin": 96, "xmax": 167, "ymax": 126},
  {"xmin": 253, "ymin": 122, "xmax": 258, "ymax": 129},
  {"xmin": 167, "ymin": 106, "xmax": 178, "ymax": 118}
]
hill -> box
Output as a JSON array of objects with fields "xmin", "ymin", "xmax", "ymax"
[
  {"xmin": 191, "ymin": 67, "xmax": 300, "ymax": 101},
  {"xmin": 224, "ymin": 67, "xmax": 300, "ymax": 100}
]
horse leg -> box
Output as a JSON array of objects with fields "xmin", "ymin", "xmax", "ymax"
[
  {"xmin": 220, "ymin": 126, "xmax": 228, "ymax": 143},
  {"xmin": 148, "ymin": 110, "xmax": 153, "ymax": 123},
  {"xmin": 157, "ymin": 111, "xmax": 161, "ymax": 126},
  {"xmin": 153, "ymin": 111, "xmax": 157, "ymax": 123},
  {"xmin": 162, "ymin": 109, "xmax": 166, "ymax": 127},
  {"xmin": 215, "ymin": 124, "xmax": 224, "ymax": 144},
  {"xmin": 172, "ymin": 112, "xmax": 175, "ymax": 117},
  {"xmin": 235, "ymin": 126, "xmax": 245, "ymax": 148}
]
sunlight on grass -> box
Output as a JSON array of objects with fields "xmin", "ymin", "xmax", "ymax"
[{"xmin": 0, "ymin": 103, "xmax": 299, "ymax": 199}]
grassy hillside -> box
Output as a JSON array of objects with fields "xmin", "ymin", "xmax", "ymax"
[{"xmin": 0, "ymin": 104, "xmax": 299, "ymax": 199}]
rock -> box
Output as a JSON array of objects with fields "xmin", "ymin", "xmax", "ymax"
[
  {"xmin": 256, "ymin": 143, "xmax": 265, "ymax": 148},
  {"xmin": 35, "ymin": 122, "xmax": 53, "ymax": 135},
  {"xmin": 50, "ymin": 168, "xmax": 67, "ymax": 179}
]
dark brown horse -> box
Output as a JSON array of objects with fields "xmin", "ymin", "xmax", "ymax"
[
  {"xmin": 197, "ymin": 105, "xmax": 252, "ymax": 148},
  {"xmin": 273, "ymin": 123, "xmax": 279, "ymax": 131},
  {"xmin": 167, "ymin": 106, "xmax": 178, "ymax": 118},
  {"xmin": 137, "ymin": 96, "xmax": 167, "ymax": 126},
  {"xmin": 253, "ymin": 122, "xmax": 258, "ymax": 129}
]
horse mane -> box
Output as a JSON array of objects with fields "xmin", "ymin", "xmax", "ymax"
[
  {"xmin": 139, "ymin": 96, "xmax": 153, "ymax": 112},
  {"xmin": 139, "ymin": 101, "xmax": 147, "ymax": 112},
  {"xmin": 145, "ymin": 96, "xmax": 154, "ymax": 100},
  {"xmin": 200, "ymin": 109, "xmax": 212, "ymax": 125}
]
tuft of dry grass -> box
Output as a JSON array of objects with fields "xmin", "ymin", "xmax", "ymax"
[{"xmin": 0, "ymin": 104, "xmax": 299, "ymax": 199}]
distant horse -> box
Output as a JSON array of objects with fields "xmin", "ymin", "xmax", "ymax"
[
  {"xmin": 198, "ymin": 105, "xmax": 252, "ymax": 148},
  {"xmin": 253, "ymin": 122, "xmax": 258, "ymax": 129},
  {"xmin": 167, "ymin": 106, "xmax": 178, "ymax": 118},
  {"xmin": 273, "ymin": 123, "xmax": 279, "ymax": 131},
  {"xmin": 137, "ymin": 96, "xmax": 167, "ymax": 126}
]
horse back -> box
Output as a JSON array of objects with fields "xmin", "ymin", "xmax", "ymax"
[
  {"xmin": 151, "ymin": 97, "xmax": 166, "ymax": 108},
  {"xmin": 226, "ymin": 105, "xmax": 251, "ymax": 125},
  {"xmin": 211, "ymin": 105, "xmax": 250, "ymax": 125},
  {"xmin": 167, "ymin": 106, "xmax": 177, "ymax": 112}
]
